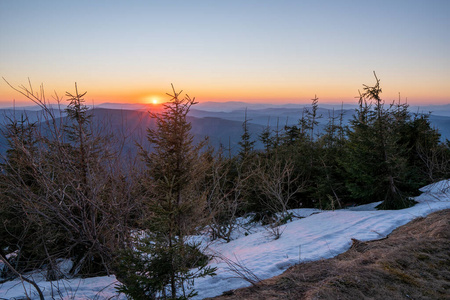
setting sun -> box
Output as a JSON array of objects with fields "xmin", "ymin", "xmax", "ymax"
[
  {"xmin": 0, "ymin": 2, "xmax": 449, "ymax": 299},
  {"xmin": 142, "ymin": 95, "xmax": 160, "ymax": 105}
]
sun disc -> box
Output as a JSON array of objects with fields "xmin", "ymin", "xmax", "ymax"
[{"xmin": 143, "ymin": 95, "xmax": 160, "ymax": 105}]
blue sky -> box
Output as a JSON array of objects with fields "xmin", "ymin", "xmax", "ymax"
[{"xmin": 0, "ymin": 0, "xmax": 449, "ymax": 106}]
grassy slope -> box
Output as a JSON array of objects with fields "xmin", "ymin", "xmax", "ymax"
[{"xmin": 209, "ymin": 209, "xmax": 450, "ymax": 300}]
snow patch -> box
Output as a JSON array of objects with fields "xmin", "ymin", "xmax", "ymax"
[{"xmin": 1, "ymin": 180, "xmax": 449, "ymax": 300}]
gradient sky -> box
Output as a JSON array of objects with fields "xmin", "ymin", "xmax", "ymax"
[{"xmin": 0, "ymin": 0, "xmax": 449, "ymax": 107}]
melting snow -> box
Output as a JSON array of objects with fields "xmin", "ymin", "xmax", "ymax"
[{"xmin": 1, "ymin": 180, "xmax": 449, "ymax": 299}]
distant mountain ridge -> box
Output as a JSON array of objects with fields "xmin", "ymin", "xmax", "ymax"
[{"xmin": 1, "ymin": 102, "xmax": 449, "ymax": 158}]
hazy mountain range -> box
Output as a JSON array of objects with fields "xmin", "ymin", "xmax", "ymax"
[{"xmin": 0, "ymin": 102, "xmax": 449, "ymax": 158}]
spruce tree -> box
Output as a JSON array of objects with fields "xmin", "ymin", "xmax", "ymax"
[
  {"xmin": 307, "ymin": 95, "xmax": 321, "ymax": 141},
  {"xmin": 259, "ymin": 119, "xmax": 272, "ymax": 155},
  {"xmin": 118, "ymin": 85, "xmax": 216, "ymax": 299},
  {"xmin": 238, "ymin": 108, "xmax": 255, "ymax": 160},
  {"xmin": 344, "ymin": 73, "xmax": 415, "ymax": 209},
  {"xmin": 314, "ymin": 108, "xmax": 347, "ymax": 209}
]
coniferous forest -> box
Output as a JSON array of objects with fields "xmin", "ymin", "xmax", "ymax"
[{"xmin": 1, "ymin": 75, "xmax": 449, "ymax": 299}]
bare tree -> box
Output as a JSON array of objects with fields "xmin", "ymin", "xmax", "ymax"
[
  {"xmin": 1, "ymin": 79, "xmax": 135, "ymax": 277},
  {"xmin": 417, "ymin": 142, "xmax": 450, "ymax": 182},
  {"xmin": 253, "ymin": 157, "xmax": 304, "ymax": 239},
  {"xmin": 207, "ymin": 156, "xmax": 245, "ymax": 242}
]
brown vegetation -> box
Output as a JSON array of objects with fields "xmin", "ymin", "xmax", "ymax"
[
  {"xmin": 209, "ymin": 209, "xmax": 450, "ymax": 300},
  {"xmin": 2, "ymin": 77, "xmax": 449, "ymax": 299}
]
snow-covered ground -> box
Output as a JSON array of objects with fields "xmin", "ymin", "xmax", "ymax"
[{"xmin": 1, "ymin": 180, "xmax": 450, "ymax": 299}]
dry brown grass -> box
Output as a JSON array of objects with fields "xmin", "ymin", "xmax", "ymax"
[{"xmin": 208, "ymin": 209, "xmax": 450, "ymax": 300}]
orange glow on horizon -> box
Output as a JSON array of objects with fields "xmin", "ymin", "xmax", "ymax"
[
  {"xmin": 141, "ymin": 95, "xmax": 160, "ymax": 105},
  {"xmin": 0, "ymin": 81, "xmax": 448, "ymax": 108}
]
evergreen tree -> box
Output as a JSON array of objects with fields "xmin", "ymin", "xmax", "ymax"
[
  {"xmin": 238, "ymin": 108, "xmax": 255, "ymax": 161},
  {"xmin": 282, "ymin": 124, "xmax": 301, "ymax": 146},
  {"xmin": 400, "ymin": 112, "xmax": 442, "ymax": 183},
  {"xmin": 118, "ymin": 85, "xmax": 216, "ymax": 299},
  {"xmin": 307, "ymin": 95, "xmax": 321, "ymax": 141},
  {"xmin": 63, "ymin": 85, "xmax": 92, "ymax": 188},
  {"xmin": 280, "ymin": 97, "xmax": 323, "ymax": 208},
  {"xmin": 259, "ymin": 119, "xmax": 272, "ymax": 155},
  {"xmin": 314, "ymin": 108, "xmax": 347, "ymax": 209},
  {"xmin": 0, "ymin": 116, "xmax": 41, "ymax": 273},
  {"xmin": 344, "ymin": 73, "xmax": 415, "ymax": 209}
]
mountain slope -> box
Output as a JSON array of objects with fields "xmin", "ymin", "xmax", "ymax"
[
  {"xmin": 1, "ymin": 104, "xmax": 449, "ymax": 159},
  {"xmin": 0, "ymin": 108, "xmax": 265, "ymax": 158},
  {"xmin": 1, "ymin": 181, "xmax": 449, "ymax": 299},
  {"xmin": 210, "ymin": 208, "xmax": 450, "ymax": 300}
]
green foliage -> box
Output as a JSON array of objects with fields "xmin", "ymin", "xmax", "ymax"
[
  {"xmin": 259, "ymin": 122, "xmax": 272, "ymax": 155},
  {"xmin": 238, "ymin": 108, "xmax": 255, "ymax": 161},
  {"xmin": 342, "ymin": 76, "xmax": 439, "ymax": 209},
  {"xmin": 313, "ymin": 110, "xmax": 347, "ymax": 210},
  {"xmin": 2, "ymin": 74, "xmax": 447, "ymax": 293},
  {"xmin": 124, "ymin": 85, "xmax": 215, "ymax": 299},
  {"xmin": 341, "ymin": 73, "xmax": 439, "ymax": 209},
  {"xmin": 234, "ymin": 73, "xmax": 443, "ymax": 211},
  {"xmin": 115, "ymin": 237, "xmax": 216, "ymax": 300}
]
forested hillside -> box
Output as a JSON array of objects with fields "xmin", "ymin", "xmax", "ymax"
[{"xmin": 1, "ymin": 76, "xmax": 449, "ymax": 299}]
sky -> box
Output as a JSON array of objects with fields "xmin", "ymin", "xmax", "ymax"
[{"xmin": 0, "ymin": 0, "xmax": 449, "ymax": 107}]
